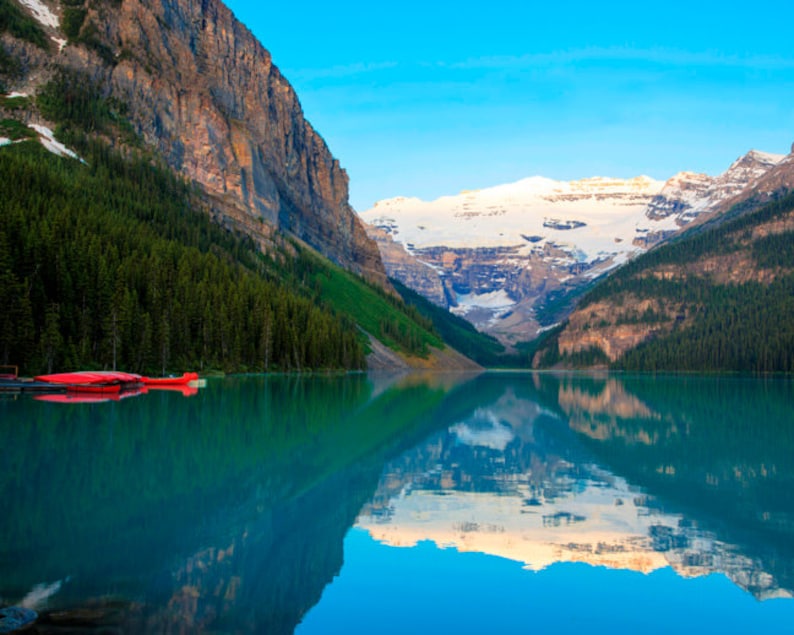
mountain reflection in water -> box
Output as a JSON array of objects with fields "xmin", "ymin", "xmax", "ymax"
[
  {"xmin": 1, "ymin": 372, "xmax": 793, "ymax": 633},
  {"xmin": 357, "ymin": 373, "xmax": 794, "ymax": 602}
]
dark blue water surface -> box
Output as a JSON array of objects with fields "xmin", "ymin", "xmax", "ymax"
[{"xmin": 2, "ymin": 372, "xmax": 794, "ymax": 633}]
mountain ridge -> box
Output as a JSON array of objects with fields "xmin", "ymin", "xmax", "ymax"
[
  {"xmin": 534, "ymin": 187, "xmax": 794, "ymax": 371},
  {"xmin": 360, "ymin": 147, "xmax": 791, "ymax": 347}
]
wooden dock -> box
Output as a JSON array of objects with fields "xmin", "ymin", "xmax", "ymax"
[{"xmin": 0, "ymin": 380, "xmax": 67, "ymax": 394}]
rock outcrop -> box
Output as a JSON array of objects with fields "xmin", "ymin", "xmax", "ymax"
[
  {"xmin": 645, "ymin": 150, "xmax": 787, "ymax": 231},
  {"xmin": 365, "ymin": 224, "xmax": 448, "ymax": 305},
  {"xmin": 4, "ymin": 0, "xmax": 387, "ymax": 286}
]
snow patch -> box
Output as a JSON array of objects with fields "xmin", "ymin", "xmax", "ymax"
[
  {"xmin": 453, "ymin": 289, "xmax": 515, "ymax": 313},
  {"xmin": 746, "ymin": 150, "xmax": 787, "ymax": 165},
  {"xmin": 6, "ymin": 92, "xmax": 29, "ymax": 99},
  {"xmin": 52, "ymin": 36, "xmax": 67, "ymax": 51},
  {"xmin": 17, "ymin": 0, "xmax": 59, "ymax": 29},
  {"xmin": 28, "ymin": 124, "xmax": 83, "ymax": 162},
  {"xmin": 359, "ymin": 173, "xmax": 667, "ymax": 258},
  {"xmin": 0, "ymin": 138, "xmax": 12, "ymax": 147}
]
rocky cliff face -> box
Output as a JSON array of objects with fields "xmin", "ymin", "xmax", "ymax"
[
  {"xmin": 365, "ymin": 224, "xmax": 449, "ymax": 306},
  {"xmin": 709, "ymin": 149, "xmax": 794, "ymax": 218},
  {"xmin": 3, "ymin": 0, "xmax": 387, "ymax": 286}
]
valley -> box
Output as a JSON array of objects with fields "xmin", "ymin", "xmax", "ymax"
[{"xmin": 360, "ymin": 150, "xmax": 791, "ymax": 348}]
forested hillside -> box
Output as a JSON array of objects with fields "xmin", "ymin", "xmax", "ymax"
[
  {"xmin": 5, "ymin": 77, "xmax": 440, "ymax": 375},
  {"xmin": 0, "ymin": 138, "xmax": 370, "ymax": 374},
  {"xmin": 534, "ymin": 191, "xmax": 794, "ymax": 372}
]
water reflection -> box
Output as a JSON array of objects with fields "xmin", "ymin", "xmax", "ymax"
[
  {"xmin": 0, "ymin": 373, "xmax": 476, "ymax": 632},
  {"xmin": 357, "ymin": 373, "xmax": 794, "ymax": 602},
  {"xmin": 1, "ymin": 372, "xmax": 793, "ymax": 632}
]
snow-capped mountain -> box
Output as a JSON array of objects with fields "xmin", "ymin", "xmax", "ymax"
[
  {"xmin": 644, "ymin": 150, "xmax": 787, "ymax": 227},
  {"xmin": 359, "ymin": 149, "xmax": 788, "ymax": 345}
]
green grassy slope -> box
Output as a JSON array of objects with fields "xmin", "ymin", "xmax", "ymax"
[{"xmin": 293, "ymin": 251, "xmax": 444, "ymax": 358}]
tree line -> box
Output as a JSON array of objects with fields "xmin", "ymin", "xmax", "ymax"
[
  {"xmin": 0, "ymin": 140, "xmax": 366, "ymax": 374},
  {"xmin": 533, "ymin": 191, "xmax": 794, "ymax": 372}
]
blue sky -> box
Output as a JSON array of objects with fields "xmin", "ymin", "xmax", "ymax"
[{"xmin": 223, "ymin": 1, "xmax": 794, "ymax": 211}]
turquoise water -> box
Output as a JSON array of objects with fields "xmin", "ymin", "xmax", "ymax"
[{"xmin": 1, "ymin": 373, "xmax": 794, "ymax": 633}]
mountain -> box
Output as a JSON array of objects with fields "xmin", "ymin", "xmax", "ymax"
[
  {"xmin": 360, "ymin": 150, "xmax": 788, "ymax": 347},
  {"xmin": 2, "ymin": 0, "xmax": 386, "ymax": 285},
  {"xmin": 0, "ymin": 0, "xmax": 475, "ymax": 372},
  {"xmin": 533, "ymin": 183, "xmax": 794, "ymax": 371}
]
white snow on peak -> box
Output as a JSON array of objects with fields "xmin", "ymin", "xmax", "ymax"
[
  {"xmin": 17, "ymin": 0, "xmax": 59, "ymax": 29},
  {"xmin": 745, "ymin": 150, "xmax": 787, "ymax": 165},
  {"xmin": 29, "ymin": 124, "xmax": 83, "ymax": 161},
  {"xmin": 726, "ymin": 150, "xmax": 786, "ymax": 174},
  {"xmin": 359, "ymin": 173, "xmax": 667, "ymax": 261}
]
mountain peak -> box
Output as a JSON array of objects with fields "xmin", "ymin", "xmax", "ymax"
[
  {"xmin": 730, "ymin": 149, "xmax": 786, "ymax": 171},
  {"xmin": 362, "ymin": 147, "xmax": 788, "ymax": 345}
]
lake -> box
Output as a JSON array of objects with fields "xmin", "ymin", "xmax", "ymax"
[{"xmin": 1, "ymin": 372, "xmax": 794, "ymax": 633}]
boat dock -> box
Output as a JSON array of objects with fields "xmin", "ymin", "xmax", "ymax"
[{"xmin": 0, "ymin": 379, "xmax": 68, "ymax": 394}]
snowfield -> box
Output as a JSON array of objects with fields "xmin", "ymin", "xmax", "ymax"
[
  {"xmin": 17, "ymin": 0, "xmax": 59, "ymax": 28},
  {"xmin": 361, "ymin": 175, "xmax": 672, "ymax": 266},
  {"xmin": 29, "ymin": 124, "xmax": 84, "ymax": 162}
]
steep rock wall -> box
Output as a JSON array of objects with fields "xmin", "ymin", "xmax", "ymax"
[{"xmin": 60, "ymin": 0, "xmax": 387, "ymax": 285}]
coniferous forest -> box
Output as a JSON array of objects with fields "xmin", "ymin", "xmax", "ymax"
[
  {"xmin": 0, "ymin": 139, "xmax": 367, "ymax": 374},
  {"xmin": 535, "ymin": 191, "xmax": 794, "ymax": 373}
]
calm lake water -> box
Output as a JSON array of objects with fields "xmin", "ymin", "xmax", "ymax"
[{"xmin": 2, "ymin": 372, "xmax": 794, "ymax": 633}]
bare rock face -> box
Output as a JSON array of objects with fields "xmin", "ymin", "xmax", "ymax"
[
  {"xmin": 114, "ymin": 0, "xmax": 387, "ymax": 284},
  {"xmin": 365, "ymin": 224, "xmax": 448, "ymax": 305},
  {"xmin": 711, "ymin": 150, "xmax": 794, "ymax": 217},
  {"xmin": 55, "ymin": 0, "xmax": 387, "ymax": 286},
  {"xmin": 555, "ymin": 298, "xmax": 681, "ymax": 362}
]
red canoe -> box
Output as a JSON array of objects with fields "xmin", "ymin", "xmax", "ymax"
[
  {"xmin": 35, "ymin": 371, "xmax": 142, "ymax": 385},
  {"xmin": 141, "ymin": 372, "xmax": 199, "ymax": 386},
  {"xmin": 35, "ymin": 371, "xmax": 143, "ymax": 395}
]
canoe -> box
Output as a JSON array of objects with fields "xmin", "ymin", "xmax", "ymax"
[
  {"xmin": 35, "ymin": 371, "xmax": 142, "ymax": 385},
  {"xmin": 141, "ymin": 372, "xmax": 199, "ymax": 386}
]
